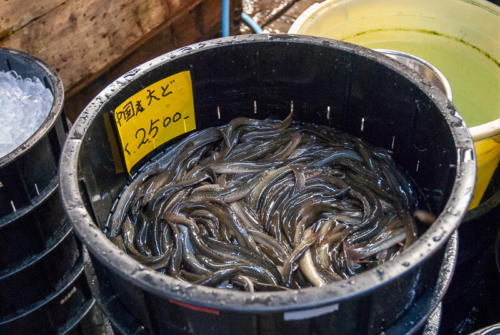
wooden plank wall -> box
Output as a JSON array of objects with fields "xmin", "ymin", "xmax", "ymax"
[{"xmin": 0, "ymin": 0, "xmax": 241, "ymax": 120}]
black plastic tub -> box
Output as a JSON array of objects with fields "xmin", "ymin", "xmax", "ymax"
[
  {"xmin": 0, "ymin": 48, "xmax": 97, "ymax": 335},
  {"xmin": 60, "ymin": 35, "xmax": 476, "ymax": 335},
  {"xmin": 392, "ymin": 230, "xmax": 457, "ymax": 335},
  {"xmin": 0, "ymin": 177, "xmax": 68, "ymax": 274},
  {"xmin": 0, "ymin": 48, "xmax": 66, "ymax": 217},
  {"xmin": 93, "ymin": 230, "xmax": 457, "ymax": 335},
  {"xmin": 0, "ymin": 231, "xmax": 82, "ymax": 322}
]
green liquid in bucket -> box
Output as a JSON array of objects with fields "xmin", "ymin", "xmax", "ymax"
[{"xmin": 346, "ymin": 29, "xmax": 500, "ymax": 128}]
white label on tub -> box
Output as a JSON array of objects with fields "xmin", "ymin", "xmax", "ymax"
[{"xmin": 283, "ymin": 303, "xmax": 339, "ymax": 321}]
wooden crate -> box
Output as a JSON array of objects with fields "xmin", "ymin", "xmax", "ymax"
[{"xmin": 0, "ymin": 0, "xmax": 241, "ymax": 120}]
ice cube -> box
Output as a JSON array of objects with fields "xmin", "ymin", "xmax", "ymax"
[{"xmin": 0, "ymin": 70, "xmax": 54, "ymax": 158}]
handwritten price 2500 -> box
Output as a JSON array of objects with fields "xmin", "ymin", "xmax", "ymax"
[{"xmin": 123, "ymin": 111, "xmax": 189, "ymax": 156}]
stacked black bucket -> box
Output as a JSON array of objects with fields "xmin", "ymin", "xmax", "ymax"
[{"xmin": 0, "ymin": 48, "xmax": 96, "ymax": 334}]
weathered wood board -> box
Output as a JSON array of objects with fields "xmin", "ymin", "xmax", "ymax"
[
  {"xmin": 0, "ymin": 0, "xmax": 241, "ymax": 120},
  {"xmin": 0, "ymin": 0, "xmax": 208, "ymax": 92},
  {"xmin": 0, "ymin": 0, "xmax": 65, "ymax": 38},
  {"xmin": 62, "ymin": 0, "xmax": 241, "ymax": 120}
]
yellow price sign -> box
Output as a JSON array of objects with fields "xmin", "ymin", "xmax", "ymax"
[{"xmin": 113, "ymin": 70, "xmax": 196, "ymax": 173}]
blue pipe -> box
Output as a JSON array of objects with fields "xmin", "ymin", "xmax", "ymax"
[
  {"xmin": 241, "ymin": 12, "xmax": 264, "ymax": 34},
  {"xmin": 222, "ymin": 0, "xmax": 230, "ymax": 37}
]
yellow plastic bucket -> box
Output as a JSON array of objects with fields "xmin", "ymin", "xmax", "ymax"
[{"xmin": 289, "ymin": 0, "xmax": 500, "ymax": 208}]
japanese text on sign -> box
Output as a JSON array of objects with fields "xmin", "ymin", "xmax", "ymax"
[{"xmin": 113, "ymin": 70, "xmax": 196, "ymax": 173}]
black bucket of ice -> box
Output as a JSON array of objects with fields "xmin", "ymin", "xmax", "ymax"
[
  {"xmin": 0, "ymin": 48, "xmax": 66, "ymax": 215},
  {"xmin": 60, "ymin": 35, "xmax": 475, "ymax": 335},
  {"xmin": 0, "ymin": 48, "xmax": 95, "ymax": 334}
]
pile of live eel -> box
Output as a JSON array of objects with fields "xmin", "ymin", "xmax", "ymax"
[{"xmin": 107, "ymin": 111, "xmax": 424, "ymax": 291}]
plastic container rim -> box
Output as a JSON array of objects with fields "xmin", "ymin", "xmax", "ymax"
[
  {"xmin": 288, "ymin": 0, "xmax": 500, "ymax": 142},
  {"xmin": 374, "ymin": 48, "xmax": 453, "ymax": 101}
]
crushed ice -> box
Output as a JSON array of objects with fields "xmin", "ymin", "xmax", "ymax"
[{"xmin": 0, "ymin": 70, "xmax": 53, "ymax": 158}]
